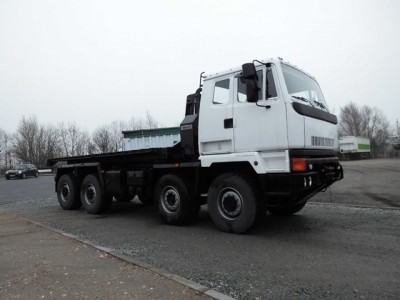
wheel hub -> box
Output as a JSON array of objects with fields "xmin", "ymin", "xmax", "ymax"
[
  {"xmin": 60, "ymin": 184, "xmax": 70, "ymax": 202},
  {"xmin": 218, "ymin": 188, "xmax": 243, "ymax": 220},
  {"xmin": 161, "ymin": 186, "xmax": 180, "ymax": 213},
  {"xmin": 85, "ymin": 184, "xmax": 96, "ymax": 204}
]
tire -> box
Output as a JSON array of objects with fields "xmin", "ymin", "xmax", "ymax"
[
  {"xmin": 35, "ymin": 171, "xmax": 39, "ymax": 178},
  {"xmin": 154, "ymin": 174, "xmax": 200, "ymax": 225},
  {"xmin": 5, "ymin": 176, "xmax": 10, "ymax": 180},
  {"xmin": 268, "ymin": 202, "xmax": 306, "ymax": 216},
  {"xmin": 80, "ymin": 174, "xmax": 111, "ymax": 214},
  {"xmin": 57, "ymin": 174, "xmax": 81, "ymax": 210},
  {"xmin": 207, "ymin": 173, "xmax": 265, "ymax": 233},
  {"xmin": 21, "ymin": 173, "xmax": 26, "ymax": 179}
]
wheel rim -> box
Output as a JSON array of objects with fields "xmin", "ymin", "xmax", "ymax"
[
  {"xmin": 84, "ymin": 184, "xmax": 97, "ymax": 205},
  {"xmin": 60, "ymin": 183, "xmax": 70, "ymax": 202},
  {"xmin": 217, "ymin": 187, "xmax": 243, "ymax": 220},
  {"xmin": 160, "ymin": 186, "xmax": 180, "ymax": 213}
]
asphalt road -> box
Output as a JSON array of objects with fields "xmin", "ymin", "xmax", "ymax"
[
  {"xmin": 312, "ymin": 159, "xmax": 400, "ymax": 207},
  {"xmin": 1, "ymin": 159, "xmax": 400, "ymax": 299}
]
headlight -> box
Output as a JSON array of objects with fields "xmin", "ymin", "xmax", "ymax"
[
  {"xmin": 5, "ymin": 171, "xmax": 9, "ymax": 174},
  {"xmin": 18, "ymin": 171, "xmax": 22, "ymax": 174}
]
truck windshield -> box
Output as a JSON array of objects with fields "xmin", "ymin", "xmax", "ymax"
[{"xmin": 281, "ymin": 63, "xmax": 329, "ymax": 111}]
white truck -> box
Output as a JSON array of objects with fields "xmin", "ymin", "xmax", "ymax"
[
  {"xmin": 339, "ymin": 136, "xmax": 371, "ymax": 159},
  {"xmin": 48, "ymin": 58, "xmax": 343, "ymax": 233}
]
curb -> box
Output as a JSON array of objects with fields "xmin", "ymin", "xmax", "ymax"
[{"xmin": 22, "ymin": 217, "xmax": 235, "ymax": 300}]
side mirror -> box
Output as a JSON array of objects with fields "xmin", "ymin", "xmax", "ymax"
[
  {"xmin": 241, "ymin": 63, "xmax": 259, "ymax": 103},
  {"xmin": 241, "ymin": 63, "xmax": 257, "ymax": 78},
  {"xmin": 246, "ymin": 79, "xmax": 259, "ymax": 103}
]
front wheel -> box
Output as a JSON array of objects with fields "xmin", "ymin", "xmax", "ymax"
[
  {"xmin": 80, "ymin": 174, "xmax": 111, "ymax": 214},
  {"xmin": 154, "ymin": 174, "xmax": 199, "ymax": 225},
  {"xmin": 207, "ymin": 173, "xmax": 265, "ymax": 233}
]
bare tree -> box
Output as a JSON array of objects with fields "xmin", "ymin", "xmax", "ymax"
[
  {"xmin": 144, "ymin": 110, "xmax": 158, "ymax": 129},
  {"xmin": 12, "ymin": 116, "xmax": 61, "ymax": 167},
  {"xmin": 0, "ymin": 128, "xmax": 11, "ymax": 169},
  {"xmin": 13, "ymin": 116, "xmax": 39, "ymax": 164},
  {"xmin": 126, "ymin": 112, "xmax": 159, "ymax": 131},
  {"xmin": 87, "ymin": 141, "xmax": 97, "ymax": 155},
  {"xmin": 109, "ymin": 120, "xmax": 127, "ymax": 151},
  {"xmin": 126, "ymin": 116, "xmax": 144, "ymax": 131},
  {"xmin": 41, "ymin": 125, "xmax": 61, "ymax": 166},
  {"xmin": 91, "ymin": 120, "xmax": 128, "ymax": 154},
  {"xmin": 339, "ymin": 103, "xmax": 390, "ymax": 157},
  {"xmin": 91, "ymin": 125, "xmax": 115, "ymax": 153},
  {"xmin": 338, "ymin": 102, "xmax": 363, "ymax": 136},
  {"xmin": 91, "ymin": 112, "xmax": 160, "ymax": 154},
  {"xmin": 59, "ymin": 122, "xmax": 89, "ymax": 157}
]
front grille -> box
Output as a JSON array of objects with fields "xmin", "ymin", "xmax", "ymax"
[{"xmin": 311, "ymin": 136, "xmax": 334, "ymax": 147}]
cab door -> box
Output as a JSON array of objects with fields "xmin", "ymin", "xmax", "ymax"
[
  {"xmin": 233, "ymin": 65, "xmax": 288, "ymax": 152},
  {"xmin": 198, "ymin": 75, "xmax": 234, "ymax": 154}
]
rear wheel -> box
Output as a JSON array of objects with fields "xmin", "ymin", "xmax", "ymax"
[
  {"xmin": 57, "ymin": 174, "xmax": 81, "ymax": 210},
  {"xmin": 154, "ymin": 174, "xmax": 199, "ymax": 225},
  {"xmin": 207, "ymin": 173, "xmax": 265, "ymax": 233},
  {"xmin": 81, "ymin": 174, "xmax": 112, "ymax": 214}
]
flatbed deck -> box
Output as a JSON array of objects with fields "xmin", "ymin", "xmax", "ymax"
[{"xmin": 47, "ymin": 143, "xmax": 197, "ymax": 170}]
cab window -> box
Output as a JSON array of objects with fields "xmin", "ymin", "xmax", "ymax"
[
  {"xmin": 238, "ymin": 68, "xmax": 277, "ymax": 102},
  {"xmin": 266, "ymin": 68, "xmax": 277, "ymax": 99},
  {"xmin": 213, "ymin": 79, "xmax": 230, "ymax": 105}
]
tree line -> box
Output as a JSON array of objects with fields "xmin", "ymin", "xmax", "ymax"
[
  {"xmin": 0, "ymin": 112, "xmax": 159, "ymax": 169},
  {"xmin": 0, "ymin": 103, "xmax": 399, "ymax": 171},
  {"xmin": 338, "ymin": 102, "xmax": 398, "ymax": 158}
]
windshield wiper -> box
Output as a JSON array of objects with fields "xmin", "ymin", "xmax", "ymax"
[
  {"xmin": 313, "ymin": 100, "xmax": 327, "ymax": 110},
  {"xmin": 291, "ymin": 96, "xmax": 327, "ymax": 110},
  {"xmin": 291, "ymin": 95, "xmax": 314, "ymax": 106}
]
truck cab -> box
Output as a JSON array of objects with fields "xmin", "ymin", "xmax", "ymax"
[{"xmin": 196, "ymin": 58, "xmax": 342, "ymax": 211}]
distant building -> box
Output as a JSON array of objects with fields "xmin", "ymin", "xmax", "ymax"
[
  {"xmin": 339, "ymin": 136, "xmax": 371, "ymax": 160},
  {"xmin": 389, "ymin": 135, "xmax": 400, "ymax": 150},
  {"xmin": 122, "ymin": 127, "xmax": 180, "ymax": 151}
]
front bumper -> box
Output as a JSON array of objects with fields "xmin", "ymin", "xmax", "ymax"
[
  {"xmin": 6, "ymin": 172, "xmax": 18, "ymax": 178},
  {"xmin": 258, "ymin": 160, "xmax": 343, "ymax": 207}
]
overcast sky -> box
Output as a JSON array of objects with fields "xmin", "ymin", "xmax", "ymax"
[{"xmin": 1, "ymin": 0, "xmax": 399, "ymax": 134}]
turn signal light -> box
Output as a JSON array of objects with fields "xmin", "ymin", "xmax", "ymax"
[{"xmin": 291, "ymin": 158, "xmax": 307, "ymax": 172}]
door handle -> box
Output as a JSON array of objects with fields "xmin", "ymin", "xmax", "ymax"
[{"xmin": 224, "ymin": 118, "xmax": 233, "ymax": 129}]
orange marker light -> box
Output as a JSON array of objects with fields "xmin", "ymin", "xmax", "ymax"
[{"xmin": 291, "ymin": 158, "xmax": 307, "ymax": 172}]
